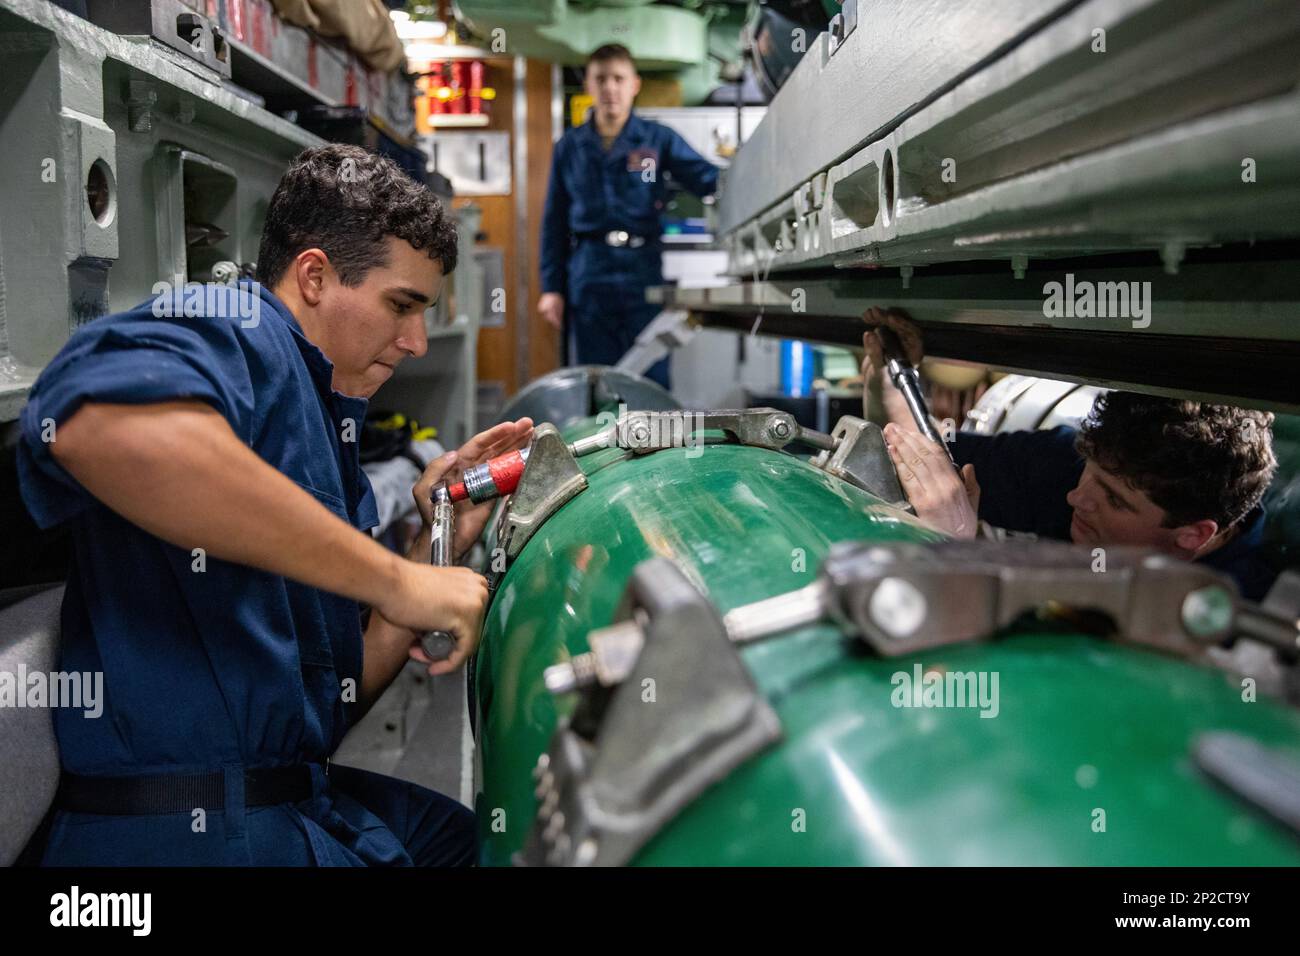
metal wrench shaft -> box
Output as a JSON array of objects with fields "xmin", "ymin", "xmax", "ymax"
[
  {"xmin": 876, "ymin": 325, "xmax": 961, "ymax": 474},
  {"xmin": 420, "ymin": 492, "xmax": 458, "ymax": 662}
]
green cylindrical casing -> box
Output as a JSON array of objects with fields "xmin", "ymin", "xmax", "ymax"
[{"xmin": 474, "ymin": 419, "xmax": 1300, "ymax": 865}]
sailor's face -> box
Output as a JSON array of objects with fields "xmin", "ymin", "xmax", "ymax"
[
  {"xmin": 1065, "ymin": 458, "xmax": 1176, "ymax": 550},
  {"xmin": 322, "ymin": 237, "xmax": 440, "ymax": 398},
  {"xmin": 585, "ymin": 59, "xmax": 640, "ymax": 120}
]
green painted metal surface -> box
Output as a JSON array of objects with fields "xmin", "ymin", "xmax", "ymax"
[
  {"xmin": 474, "ymin": 420, "xmax": 1300, "ymax": 865},
  {"xmin": 455, "ymin": 0, "xmax": 708, "ymax": 70}
]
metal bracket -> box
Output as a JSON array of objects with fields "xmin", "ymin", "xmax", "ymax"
[
  {"xmin": 820, "ymin": 539, "xmax": 1242, "ymax": 661},
  {"xmin": 614, "ymin": 407, "xmax": 824, "ymax": 455},
  {"xmin": 519, "ymin": 558, "xmax": 783, "ymax": 867},
  {"xmin": 614, "ymin": 309, "xmax": 698, "ymax": 378},
  {"xmin": 495, "ymin": 424, "xmax": 588, "ymax": 564},
  {"xmin": 809, "ymin": 415, "xmax": 910, "ymax": 509},
  {"xmin": 1230, "ymin": 569, "xmax": 1300, "ymax": 704},
  {"xmin": 86, "ymin": 0, "xmax": 231, "ymax": 78},
  {"xmin": 1262, "ymin": 568, "xmax": 1300, "ymax": 628},
  {"xmin": 827, "ymin": 0, "xmax": 859, "ymax": 58},
  {"xmin": 549, "ymin": 539, "xmax": 1287, "ymax": 696},
  {"xmin": 486, "ymin": 407, "xmax": 839, "ymax": 585}
]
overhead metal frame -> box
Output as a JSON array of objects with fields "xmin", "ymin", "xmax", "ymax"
[
  {"xmin": 672, "ymin": 0, "xmax": 1300, "ymax": 411},
  {"xmin": 650, "ymin": 246, "xmax": 1300, "ymax": 414},
  {"xmin": 719, "ymin": 0, "xmax": 1300, "ymax": 275}
]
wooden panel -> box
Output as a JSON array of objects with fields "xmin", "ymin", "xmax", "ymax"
[
  {"xmin": 449, "ymin": 58, "xmax": 559, "ymax": 398},
  {"xmin": 526, "ymin": 58, "xmax": 562, "ymax": 383},
  {"xmin": 453, "ymin": 59, "xmax": 515, "ymax": 393}
]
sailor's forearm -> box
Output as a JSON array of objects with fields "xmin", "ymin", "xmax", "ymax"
[{"xmin": 53, "ymin": 400, "xmax": 403, "ymax": 609}]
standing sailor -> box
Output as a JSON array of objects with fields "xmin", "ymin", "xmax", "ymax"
[{"xmin": 538, "ymin": 43, "xmax": 720, "ymax": 389}]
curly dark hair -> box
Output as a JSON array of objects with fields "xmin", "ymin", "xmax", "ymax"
[
  {"xmin": 1075, "ymin": 392, "xmax": 1276, "ymax": 530},
  {"xmin": 256, "ymin": 144, "xmax": 457, "ymax": 289}
]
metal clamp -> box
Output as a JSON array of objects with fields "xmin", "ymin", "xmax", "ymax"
[
  {"xmin": 820, "ymin": 539, "xmax": 1242, "ymax": 660},
  {"xmin": 494, "ymin": 424, "xmax": 588, "ymax": 566},
  {"xmin": 595, "ymin": 407, "xmax": 838, "ymax": 457},
  {"xmin": 547, "ymin": 539, "xmax": 1293, "ymax": 696},
  {"xmin": 609, "ymin": 410, "xmax": 909, "ymax": 511},
  {"xmin": 827, "ymin": 0, "xmax": 859, "ymax": 57},
  {"xmin": 809, "ymin": 415, "xmax": 910, "ymax": 508},
  {"xmin": 614, "ymin": 407, "xmax": 803, "ymax": 454},
  {"xmin": 519, "ymin": 559, "xmax": 782, "ymax": 867},
  {"xmin": 527, "ymin": 542, "xmax": 1300, "ymax": 864},
  {"xmin": 490, "ymin": 408, "xmax": 838, "ymax": 579}
]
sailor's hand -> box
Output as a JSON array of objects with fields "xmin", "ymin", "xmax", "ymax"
[
  {"xmin": 412, "ymin": 419, "xmax": 535, "ymax": 558},
  {"xmin": 539, "ymin": 293, "xmax": 565, "ymax": 331},
  {"xmin": 860, "ymin": 307, "xmax": 924, "ymax": 384},
  {"xmin": 412, "ymin": 448, "xmax": 460, "ymax": 528},
  {"xmin": 379, "ymin": 562, "xmax": 488, "ymax": 675},
  {"xmin": 884, "ymin": 422, "xmax": 980, "ymax": 539}
]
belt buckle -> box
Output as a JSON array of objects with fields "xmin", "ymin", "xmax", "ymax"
[{"xmin": 606, "ymin": 229, "xmax": 629, "ymax": 247}]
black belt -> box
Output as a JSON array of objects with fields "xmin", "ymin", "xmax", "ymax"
[{"xmin": 55, "ymin": 764, "xmax": 318, "ymax": 815}]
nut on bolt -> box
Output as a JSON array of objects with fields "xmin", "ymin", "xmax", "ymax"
[
  {"xmin": 770, "ymin": 418, "xmax": 792, "ymax": 440},
  {"xmin": 868, "ymin": 577, "xmax": 928, "ymax": 640},
  {"xmin": 1181, "ymin": 584, "xmax": 1234, "ymax": 639}
]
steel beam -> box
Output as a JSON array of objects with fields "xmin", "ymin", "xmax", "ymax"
[
  {"xmin": 0, "ymin": 0, "xmax": 320, "ymax": 422},
  {"xmin": 719, "ymin": 0, "xmax": 1300, "ymax": 278},
  {"xmin": 650, "ymin": 250, "xmax": 1300, "ymax": 414}
]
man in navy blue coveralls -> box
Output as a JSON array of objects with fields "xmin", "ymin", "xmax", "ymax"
[
  {"xmin": 860, "ymin": 311, "xmax": 1280, "ymax": 602},
  {"xmin": 18, "ymin": 145, "xmax": 533, "ymax": 865},
  {"xmin": 538, "ymin": 43, "xmax": 720, "ymax": 390}
]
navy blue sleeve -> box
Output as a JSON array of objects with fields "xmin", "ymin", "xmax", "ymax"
[
  {"xmin": 539, "ymin": 139, "xmax": 572, "ymax": 295},
  {"xmin": 952, "ymin": 426, "xmax": 1084, "ymax": 539},
  {"xmin": 18, "ymin": 308, "xmax": 258, "ymax": 529},
  {"xmin": 663, "ymin": 127, "xmax": 719, "ymax": 198},
  {"xmin": 356, "ymin": 470, "xmax": 379, "ymax": 534}
]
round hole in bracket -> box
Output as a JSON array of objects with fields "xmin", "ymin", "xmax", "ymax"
[
  {"xmin": 86, "ymin": 159, "xmax": 116, "ymax": 227},
  {"xmin": 881, "ymin": 148, "xmax": 897, "ymax": 227}
]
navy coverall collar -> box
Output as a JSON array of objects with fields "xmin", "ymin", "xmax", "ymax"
[
  {"xmin": 576, "ymin": 110, "xmax": 645, "ymax": 160},
  {"xmin": 1200, "ymin": 505, "xmax": 1265, "ymax": 575},
  {"xmin": 255, "ymin": 283, "xmax": 336, "ymax": 390},
  {"xmin": 253, "ymin": 281, "xmax": 371, "ymax": 419}
]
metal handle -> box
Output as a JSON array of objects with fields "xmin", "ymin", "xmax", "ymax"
[
  {"xmin": 421, "ymin": 496, "xmax": 457, "ymax": 662},
  {"xmin": 876, "ymin": 326, "xmax": 961, "ymax": 474}
]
